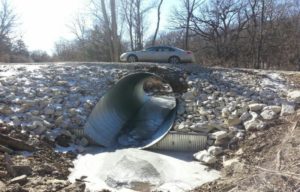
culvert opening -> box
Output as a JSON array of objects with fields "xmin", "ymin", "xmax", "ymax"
[{"xmin": 84, "ymin": 72, "xmax": 177, "ymax": 148}]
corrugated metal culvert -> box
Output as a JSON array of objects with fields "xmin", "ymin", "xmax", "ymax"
[
  {"xmin": 84, "ymin": 72, "xmax": 177, "ymax": 148},
  {"xmin": 82, "ymin": 72, "xmax": 207, "ymax": 151},
  {"xmin": 149, "ymin": 132, "xmax": 207, "ymax": 152}
]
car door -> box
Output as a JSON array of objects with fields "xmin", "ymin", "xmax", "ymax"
[
  {"xmin": 142, "ymin": 47, "xmax": 159, "ymax": 61},
  {"xmin": 159, "ymin": 47, "xmax": 174, "ymax": 62}
]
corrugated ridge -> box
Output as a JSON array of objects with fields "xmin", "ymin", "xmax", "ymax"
[
  {"xmin": 148, "ymin": 132, "xmax": 207, "ymax": 152},
  {"xmin": 73, "ymin": 128, "xmax": 207, "ymax": 152},
  {"xmin": 72, "ymin": 128, "xmax": 99, "ymax": 145}
]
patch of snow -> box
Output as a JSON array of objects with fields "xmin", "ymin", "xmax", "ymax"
[{"xmin": 69, "ymin": 148, "xmax": 220, "ymax": 192}]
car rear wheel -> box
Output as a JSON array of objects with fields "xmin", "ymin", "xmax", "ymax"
[
  {"xmin": 127, "ymin": 55, "xmax": 137, "ymax": 63},
  {"xmin": 169, "ymin": 56, "xmax": 180, "ymax": 64}
]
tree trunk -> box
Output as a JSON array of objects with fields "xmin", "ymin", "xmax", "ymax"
[
  {"xmin": 152, "ymin": 0, "xmax": 163, "ymax": 46},
  {"xmin": 257, "ymin": 0, "xmax": 265, "ymax": 69},
  {"xmin": 101, "ymin": 0, "xmax": 114, "ymax": 61},
  {"xmin": 185, "ymin": 0, "xmax": 190, "ymax": 50},
  {"xmin": 110, "ymin": 0, "xmax": 119, "ymax": 61},
  {"xmin": 135, "ymin": 0, "xmax": 143, "ymax": 50},
  {"xmin": 121, "ymin": 0, "xmax": 134, "ymax": 51}
]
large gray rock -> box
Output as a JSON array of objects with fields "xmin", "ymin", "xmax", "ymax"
[
  {"xmin": 244, "ymin": 119, "xmax": 266, "ymax": 131},
  {"xmin": 239, "ymin": 112, "xmax": 252, "ymax": 122},
  {"xmin": 225, "ymin": 116, "xmax": 241, "ymax": 126},
  {"xmin": 280, "ymin": 102, "xmax": 295, "ymax": 116},
  {"xmin": 9, "ymin": 175, "xmax": 28, "ymax": 185},
  {"xmin": 243, "ymin": 111, "xmax": 266, "ymax": 131},
  {"xmin": 263, "ymin": 105, "xmax": 282, "ymax": 114},
  {"xmin": 55, "ymin": 116, "xmax": 64, "ymax": 125},
  {"xmin": 260, "ymin": 109, "xmax": 277, "ymax": 120},
  {"xmin": 190, "ymin": 122, "xmax": 215, "ymax": 133},
  {"xmin": 249, "ymin": 103, "xmax": 266, "ymax": 112},
  {"xmin": 210, "ymin": 131, "xmax": 228, "ymax": 140},
  {"xmin": 193, "ymin": 150, "xmax": 217, "ymax": 164},
  {"xmin": 0, "ymin": 104, "xmax": 13, "ymax": 115},
  {"xmin": 177, "ymin": 122, "xmax": 186, "ymax": 130},
  {"xmin": 208, "ymin": 146, "xmax": 223, "ymax": 156},
  {"xmin": 287, "ymin": 90, "xmax": 300, "ymax": 103}
]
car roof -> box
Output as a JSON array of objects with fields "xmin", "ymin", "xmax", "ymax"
[
  {"xmin": 145, "ymin": 45, "xmax": 183, "ymax": 50},
  {"xmin": 147, "ymin": 45, "xmax": 172, "ymax": 48}
]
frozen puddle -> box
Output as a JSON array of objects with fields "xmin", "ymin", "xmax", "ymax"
[{"xmin": 69, "ymin": 148, "xmax": 220, "ymax": 192}]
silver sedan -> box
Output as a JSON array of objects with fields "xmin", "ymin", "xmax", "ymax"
[{"xmin": 120, "ymin": 46, "xmax": 195, "ymax": 64}]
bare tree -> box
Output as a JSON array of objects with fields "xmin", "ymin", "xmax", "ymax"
[
  {"xmin": 121, "ymin": 0, "xmax": 134, "ymax": 50},
  {"xmin": 69, "ymin": 13, "xmax": 88, "ymax": 42},
  {"xmin": 171, "ymin": 0, "xmax": 201, "ymax": 49},
  {"xmin": 90, "ymin": 0, "xmax": 120, "ymax": 61},
  {"xmin": 0, "ymin": 0, "xmax": 19, "ymax": 62},
  {"xmin": 257, "ymin": 0, "xmax": 266, "ymax": 69},
  {"xmin": 100, "ymin": 0, "xmax": 114, "ymax": 60},
  {"xmin": 68, "ymin": 12, "xmax": 90, "ymax": 60},
  {"xmin": 244, "ymin": 0, "xmax": 267, "ymax": 69},
  {"xmin": 0, "ymin": 0, "xmax": 16, "ymax": 40},
  {"xmin": 152, "ymin": 0, "xmax": 164, "ymax": 46},
  {"xmin": 134, "ymin": 0, "xmax": 142, "ymax": 49},
  {"xmin": 62, "ymin": 0, "xmax": 300, "ymax": 70},
  {"xmin": 189, "ymin": 0, "xmax": 249, "ymax": 65},
  {"xmin": 121, "ymin": 0, "xmax": 154, "ymax": 50},
  {"xmin": 30, "ymin": 50, "xmax": 51, "ymax": 62},
  {"xmin": 155, "ymin": 30, "xmax": 185, "ymax": 47}
]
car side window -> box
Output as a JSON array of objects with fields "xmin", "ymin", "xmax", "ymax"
[
  {"xmin": 146, "ymin": 47, "xmax": 158, "ymax": 51},
  {"xmin": 159, "ymin": 47, "xmax": 165, "ymax": 52},
  {"xmin": 168, "ymin": 48, "xmax": 175, "ymax": 52}
]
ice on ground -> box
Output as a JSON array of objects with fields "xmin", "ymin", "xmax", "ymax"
[{"xmin": 69, "ymin": 148, "xmax": 220, "ymax": 192}]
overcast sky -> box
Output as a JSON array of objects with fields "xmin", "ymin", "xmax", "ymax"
[{"xmin": 10, "ymin": 0, "xmax": 177, "ymax": 55}]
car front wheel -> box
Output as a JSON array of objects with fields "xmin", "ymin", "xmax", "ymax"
[
  {"xmin": 127, "ymin": 55, "xmax": 137, "ymax": 63},
  {"xmin": 169, "ymin": 56, "xmax": 180, "ymax": 64}
]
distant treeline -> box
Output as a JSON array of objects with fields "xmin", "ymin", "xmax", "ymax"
[
  {"xmin": 1, "ymin": 0, "xmax": 300, "ymax": 71},
  {"xmin": 0, "ymin": 0, "xmax": 51, "ymax": 63}
]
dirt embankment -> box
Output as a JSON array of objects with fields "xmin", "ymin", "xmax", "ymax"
[
  {"xmin": 193, "ymin": 68, "xmax": 300, "ymax": 192},
  {"xmin": 0, "ymin": 128, "xmax": 86, "ymax": 192}
]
